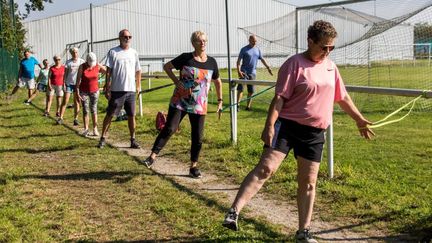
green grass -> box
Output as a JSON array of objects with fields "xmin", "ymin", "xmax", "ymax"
[
  {"xmin": 0, "ymin": 94, "xmax": 287, "ymax": 241},
  {"xmin": 0, "ymin": 64, "xmax": 431, "ymax": 240}
]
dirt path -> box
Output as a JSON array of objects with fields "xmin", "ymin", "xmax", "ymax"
[{"xmin": 101, "ymin": 139, "xmax": 399, "ymax": 242}]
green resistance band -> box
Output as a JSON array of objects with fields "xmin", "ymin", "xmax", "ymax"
[
  {"xmin": 364, "ymin": 90, "xmax": 430, "ymax": 129},
  {"xmin": 220, "ymin": 85, "xmax": 275, "ymax": 112}
]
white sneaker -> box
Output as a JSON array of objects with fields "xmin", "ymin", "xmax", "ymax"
[
  {"xmin": 82, "ymin": 130, "xmax": 89, "ymax": 137},
  {"xmin": 93, "ymin": 129, "xmax": 99, "ymax": 136}
]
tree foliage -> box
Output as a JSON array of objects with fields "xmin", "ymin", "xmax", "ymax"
[
  {"xmin": 21, "ymin": 0, "xmax": 53, "ymax": 19},
  {"xmin": 1, "ymin": 0, "xmax": 53, "ymax": 58}
]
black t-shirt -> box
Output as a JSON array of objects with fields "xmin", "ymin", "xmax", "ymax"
[{"xmin": 169, "ymin": 52, "xmax": 219, "ymax": 114}]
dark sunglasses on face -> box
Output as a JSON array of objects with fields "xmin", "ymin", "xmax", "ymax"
[
  {"xmin": 121, "ymin": 36, "xmax": 132, "ymax": 40},
  {"xmin": 321, "ymin": 45, "xmax": 335, "ymax": 52}
]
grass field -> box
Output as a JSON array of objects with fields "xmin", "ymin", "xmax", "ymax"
[{"xmin": 0, "ymin": 65, "xmax": 431, "ymax": 241}]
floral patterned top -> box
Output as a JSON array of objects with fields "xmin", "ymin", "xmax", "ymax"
[{"xmin": 170, "ymin": 52, "xmax": 219, "ymax": 115}]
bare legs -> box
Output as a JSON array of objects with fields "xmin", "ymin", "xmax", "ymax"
[{"xmin": 229, "ymin": 148, "xmax": 320, "ymax": 230}]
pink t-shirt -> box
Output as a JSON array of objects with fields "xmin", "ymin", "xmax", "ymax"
[{"xmin": 275, "ymin": 53, "xmax": 347, "ymax": 129}]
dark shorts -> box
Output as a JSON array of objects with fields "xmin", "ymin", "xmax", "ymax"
[
  {"xmin": 265, "ymin": 118, "xmax": 325, "ymax": 162},
  {"xmin": 237, "ymin": 73, "xmax": 256, "ymax": 93},
  {"xmin": 106, "ymin": 91, "xmax": 136, "ymax": 117}
]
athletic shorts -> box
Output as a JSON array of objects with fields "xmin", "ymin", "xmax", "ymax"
[
  {"xmin": 106, "ymin": 91, "xmax": 136, "ymax": 117},
  {"xmin": 17, "ymin": 77, "xmax": 36, "ymax": 89},
  {"xmin": 48, "ymin": 85, "xmax": 64, "ymax": 97},
  {"xmin": 36, "ymin": 83, "xmax": 47, "ymax": 92},
  {"xmin": 65, "ymin": 84, "xmax": 76, "ymax": 93},
  {"xmin": 265, "ymin": 118, "xmax": 325, "ymax": 162},
  {"xmin": 237, "ymin": 73, "xmax": 256, "ymax": 93}
]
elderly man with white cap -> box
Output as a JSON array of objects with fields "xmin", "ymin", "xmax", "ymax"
[{"xmin": 76, "ymin": 52, "xmax": 106, "ymax": 136}]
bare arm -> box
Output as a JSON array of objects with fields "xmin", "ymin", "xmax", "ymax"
[
  {"xmin": 213, "ymin": 77, "xmax": 223, "ymax": 112},
  {"xmin": 104, "ymin": 67, "xmax": 112, "ymax": 100},
  {"xmin": 47, "ymin": 70, "xmax": 52, "ymax": 90},
  {"xmin": 337, "ymin": 94, "xmax": 375, "ymax": 139},
  {"xmin": 75, "ymin": 66, "xmax": 83, "ymax": 100},
  {"xmin": 98, "ymin": 63, "xmax": 107, "ymax": 74},
  {"xmin": 261, "ymin": 95, "xmax": 284, "ymax": 146},
  {"xmin": 260, "ymin": 58, "xmax": 273, "ymax": 76},
  {"xmin": 163, "ymin": 62, "xmax": 180, "ymax": 85},
  {"xmin": 135, "ymin": 69, "xmax": 142, "ymax": 94},
  {"xmin": 236, "ymin": 57, "xmax": 244, "ymax": 78}
]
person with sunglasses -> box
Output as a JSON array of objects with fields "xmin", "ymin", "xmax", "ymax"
[
  {"xmin": 141, "ymin": 30, "xmax": 223, "ymax": 179},
  {"xmin": 222, "ymin": 20, "xmax": 375, "ymax": 242},
  {"xmin": 98, "ymin": 29, "xmax": 142, "ymax": 149},
  {"xmin": 46, "ymin": 55, "xmax": 65, "ymax": 118}
]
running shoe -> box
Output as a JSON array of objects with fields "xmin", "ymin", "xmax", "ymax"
[
  {"xmin": 141, "ymin": 157, "xmax": 155, "ymax": 168},
  {"xmin": 130, "ymin": 138, "xmax": 141, "ymax": 149},
  {"xmin": 222, "ymin": 208, "xmax": 239, "ymax": 231},
  {"xmin": 189, "ymin": 167, "xmax": 202, "ymax": 178},
  {"xmin": 98, "ymin": 137, "xmax": 106, "ymax": 148},
  {"xmin": 295, "ymin": 229, "xmax": 318, "ymax": 243}
]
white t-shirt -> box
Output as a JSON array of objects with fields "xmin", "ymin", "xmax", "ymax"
[
  {"xmin": 65, "ymin": 58, "xmax": 85, "ymax": 85},
  {"xmin": 105, "ymin": 46, "xmax": 141, "ymax": 92}
]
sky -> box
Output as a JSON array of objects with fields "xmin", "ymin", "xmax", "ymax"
[{"xmin": 16, "ymin": 0, "xmax": 339, "ymax": 22}]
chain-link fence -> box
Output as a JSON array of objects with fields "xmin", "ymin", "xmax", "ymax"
[{"xmin": 0, "ymin": 48, "xmax": 18, "ymax": 92}]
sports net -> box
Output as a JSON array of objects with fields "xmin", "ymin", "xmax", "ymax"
[
  {"xmin": 64, "ymin": 40, "xmax": 89, "ymax": 62},
  {"xmin": 238, "ymin": 0, "xmax": 432, "ymax": 112},
  {"xmin": 92, "ymin": 38, "xmax": 118, "ymax": 64}
]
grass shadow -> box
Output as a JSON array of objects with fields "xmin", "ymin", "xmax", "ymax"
[
  {"xmin": 0, "ymin": 145, "xmax": 79, "ymax": 154},
  {"xmin": 13, "ymin": 171, "xmax": 143, "ymax": 184}
]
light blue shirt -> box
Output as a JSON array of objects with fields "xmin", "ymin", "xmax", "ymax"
[
  {"xmin": 20, "ymin": 56, "xmax": 39, "ymax": 79},
  {"xmin": 238, "ymin": 45, "xmax": 262, "ymax": 75}
]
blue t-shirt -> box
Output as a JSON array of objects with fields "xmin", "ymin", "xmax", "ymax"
[
  {"xmin": 238, "ymin": 45, "xmax": 262, "ymax": 75},
  {"xmin": 20, "ymin": 56, "xmax": 39, "ymax": 79}
]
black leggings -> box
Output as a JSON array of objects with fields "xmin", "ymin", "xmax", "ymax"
[{"xmin": 151, "ymin": 106, "xmax": 205, "ymax": 162}]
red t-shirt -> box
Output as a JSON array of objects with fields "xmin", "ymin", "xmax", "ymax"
[
  {"xmin": 79, "ymin": 64, "xmax": 100, "ymax": 93},
  {"xmin": 49, "ymin": 65, "xmax": 65, "ymax": 86}
]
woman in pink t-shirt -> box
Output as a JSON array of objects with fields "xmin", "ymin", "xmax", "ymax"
[
  {"xmin": 76, "ymin": 52, "xmax": 106, "ymax": 136},
  {"xmin": 223, "ymin": 20, "xmax": 375, "ymax": 242},
  {"xmin": 46, "ymin": 55, "xmax": 65, "ymax": 117}
]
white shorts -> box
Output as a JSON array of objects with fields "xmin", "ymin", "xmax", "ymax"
[
  {"xmin": 49, "ymin": 85, "xmax": 64, "ymax": 97},
  {"xmin": 17, "ymin": 77, "xmax": 36, "ymax": 89}
]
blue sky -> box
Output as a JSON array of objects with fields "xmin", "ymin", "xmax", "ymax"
[{"xmin": 17, "ymin": 0, "xmax": 338, "ymax": 22}]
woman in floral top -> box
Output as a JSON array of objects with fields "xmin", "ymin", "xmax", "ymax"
[{"xmin": 142, "ymin": 30, "xmax": 223, "ymax": 178}]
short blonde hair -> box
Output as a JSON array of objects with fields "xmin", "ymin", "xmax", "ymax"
[
  {"xmin": 69, "ymin": 47, "xmax": 78, "ymax": 54},
  {"xmin": 190, "ymin": 30, "xmax": 207, "ymax": 43}
]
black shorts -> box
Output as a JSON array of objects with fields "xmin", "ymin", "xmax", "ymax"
[
  {"xmin": 106, "ymin": 91, "xmax": 136, "ymax": 117},
  {"xmin": 237, "ymin": 73, "xmax": 256, "ymax": 93},
  {"xmin": 265, "ymin": 118, "xmax": 325, "ymax": 162}
]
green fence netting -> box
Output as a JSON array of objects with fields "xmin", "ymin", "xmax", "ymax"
[{"xmin": 0, "ymin": 48, "xmax": 18, "ymax": 92}]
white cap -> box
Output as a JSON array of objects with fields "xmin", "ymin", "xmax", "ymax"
[{"xmin": 87, "ymin": 52, "xmax": 97, "ymax": 67}]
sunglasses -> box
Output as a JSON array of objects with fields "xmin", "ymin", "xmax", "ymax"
[
  {"xmin": 320, "ymin": 45, "xmax": 335, "ymax": 52},
  {"xmin": 54, "ymin": 59, "xmax": 60, "ymax": 61},
  {"xmin": 121, "ymin": 36, "xmax": 132, "ymax": 40}
]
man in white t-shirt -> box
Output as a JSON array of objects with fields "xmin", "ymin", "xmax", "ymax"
[
  {"xmin": 98, "ymin": 29, "xmax": 142, "ymax": 149},
  {"xmin": 58, "ymin": 47, "xmax": 85, "ymax": 125}
]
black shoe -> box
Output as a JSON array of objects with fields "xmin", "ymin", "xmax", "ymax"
[
  {"xmin": 98, "ymin": 137, "xmax": 106, "ymax": 148},
  {"xmin": 55, "ymin": 112, "xmax": 60, "ymax": 117},
  {"xmin": 189, "ymin": 167, "xmax": 202, "ymax": 178},
  {"xmin": 245, "ymin": 107, "xmax": 251, "ymax": 111},
  {"xmin": 24, "ymin": 100, "xmax": 31, "ymax": 105},
  {"xmin": 141, "ymin": 157, "xmax": 154, "ymax": 168},
  {"xmin": 222, "ymin": 208, "xmax": 239, "ymax": 231},
  {"xmin": 295, "ymin": 229, "xmax": 318, "ymax": 243},
  {"xmin": 73, "ymin": 119, "xmax": 79, "ymax": 126},
  {"xmin": 130, "ymin": 138, "xmax": 141, "ymax": 149}
]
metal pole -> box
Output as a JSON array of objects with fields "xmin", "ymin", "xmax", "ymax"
[
  {"xmin": 326, "ymin": 117, "xmax": 334, "ymax": 179},
  {"xmin": 225, "ymin": 0, "xmax": 237, "ymax": 144},
  {"xmin": 295, "ymin": 8, "xmax": 299, "ymax": 54},
  {"xmin": 90, "ymin": 3, "xmax": 93, "ymax": 52}
]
